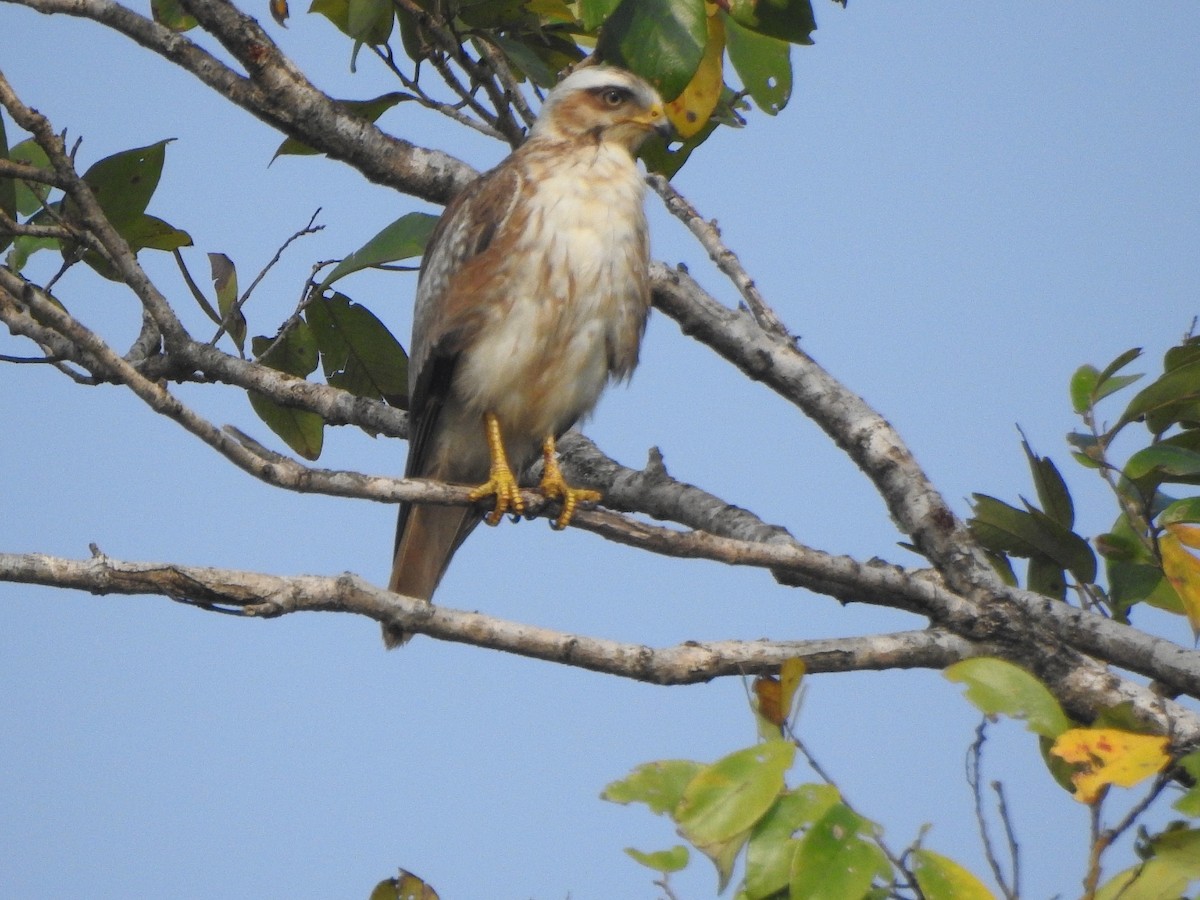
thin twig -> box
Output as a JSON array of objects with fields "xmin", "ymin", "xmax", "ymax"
[
  {"xmin": 967, "ymin": 720, "xmax": 1017, "ymax": 900},
  {"xmin": 208, "ymin": 210, "xmax": 324, "ymax": 346},
  {"xmin": 991, "ymin": 781, "xmax": 1021, "ymax": 899},
  {"xmin": 648, "ymin": 175, "xmax": 792, "ymax": 338}
]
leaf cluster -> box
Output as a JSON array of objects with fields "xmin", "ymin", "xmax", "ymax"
[
  {"xmin": 167, "ymin": 0, "xmax": 833, "ymax": 176},
  {"xmin": 969, "ymin": 336, "xmax": 1200, "ymax": 637},
  {"xmin": 0, "ymin": 131, "xmax": 191, "ymax": 277}
]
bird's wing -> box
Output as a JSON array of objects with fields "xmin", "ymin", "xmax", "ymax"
[
  {"xmin": 405, "ymin": 161, "xmax": 526, "ymax": 479},
  {"xmin": 390, "ymin": 160, "xmax": 527, "ymax": 600}
]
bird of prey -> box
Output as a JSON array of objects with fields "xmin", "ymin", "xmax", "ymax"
[{"xmin": 385, "ymin": 66, "xmax": 669, "ymax": 647}]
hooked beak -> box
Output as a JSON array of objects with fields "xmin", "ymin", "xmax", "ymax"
[{"xmin": 634, "ymin": 102, "xmax": 673, "ymax": 140}]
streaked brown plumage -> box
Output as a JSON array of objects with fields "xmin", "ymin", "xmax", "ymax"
[{"xmin": 385, "ymin": 66, "xmax": 668, "ymax": 647}]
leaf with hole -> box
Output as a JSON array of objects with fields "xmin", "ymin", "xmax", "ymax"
[
  {"xmin": 74, "ymin": 140, "xmax": 171, "ymax": 228},
  {"xmin": 724, "ymin": 14, "xmax": 792, "ymax": 115},
  {"xmin": 789, "ymin": 803, "xmax": 889, "ymax": 900}
]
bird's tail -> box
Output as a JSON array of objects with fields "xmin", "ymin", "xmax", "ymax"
[{"xmin": 384, "ymin": 502, "xmax": 478, "ymax": 648}]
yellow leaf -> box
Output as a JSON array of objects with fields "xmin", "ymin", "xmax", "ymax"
[
  {"xmin": 526, "ymin": 0, "xmax": 574, "ymax": 24},
  {"xmin": 779, "ymin": 658, "xmax": 805, "ymax": 720},
  {"xmin": 1160, "ymin": 527, "xmax": 1200, "ymax": 637},
  {"xmin": 911, "ymin": 849, "xmax": 997, "ymax": 900},
  {"xmin": 1049, "ymin": 728, "xmax": 1170, "ymax": 804},
  {"xmin": 752, "ymin": 659, "xmax": 805, "ymax": 732},
  {"xmin": 666, "ymin": 6, "xmax": 724, "ymax": 138},
  {"xmin": 752, "ymin": 674, "xmax": 784, "ymax": 728},
  {"xmin": 1167, "ymin": 522, "xmax": 1200, "ymax": 548}
]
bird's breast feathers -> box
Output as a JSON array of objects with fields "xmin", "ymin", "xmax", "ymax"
[{"xmin": 453, "ymin": 141, "xmax": 651, "ymax": 442}]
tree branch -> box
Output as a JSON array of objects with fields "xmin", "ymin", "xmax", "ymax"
[
  {"xmin": 0, "ymin": 549, "xmax": 982, "ymax": 683},
  {"xmin": 1, "ymin": 0, "xmax": 474, "ymax": 203}
]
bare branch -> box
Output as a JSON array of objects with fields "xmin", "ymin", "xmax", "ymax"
[
  {"xmin": 649, "ymin": 174, "xmax": 791, "ymax": 338},
  {"xmin": 0, "ymin": 549, "xmax": 979, "ymax": 683}
]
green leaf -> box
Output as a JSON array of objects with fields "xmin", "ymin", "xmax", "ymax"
[
  {"xmin": 1165, "ymin": 337, "xmax": 1200, "ymax": 373},
  {"xmin": 789, "ymin": 803, "xmax": 889, "ymax": 900},
  {"xmin": 320, "ymin": 212, "xmax": 438, "ymax": 291},
  {"xmin": 75, "ymin": 140, "xmax": 171, "ymax": 228},
  {"xmin": 1125, "ymin": 444, "xmax": 1200, "ymax": 482},
  {"xmin": 970, "ymin": 494, "xmax": 1095, "ymax": 581},
  {"xmin": 911, "ymin": 849, "xmax": 996, "ymax": 900},
  {"xmin": 1070, "ymin": 365, "xmax": 1099, "ymax": 414},
  {"xmin": 969, "ymin": 494, "xmax": 1046, "ymax": 558},
  {"xmin": 305, "ymin": 292, "xmax": 408, "ymax": 405},
  {"xmin": 151, "ymin": 0, "xmax": 198, "ymax": 31},
  {"xmin": 1099, "ymin": 346, "xmax": 1144, "ymax": 383},
  {"xmin": 726, "ymin": 0, "xmax": 816, "ymax": 45},
  {"xmin": 579, "ymin": 0, "xmax": 620, "ymax": 30},
  {"xmin": 601, "ymin": 759, "xmax": 703, "ymax": 815},
  {"xmin": 743, "ymin": 785, "xmax": 839, "ymax": 899},
  {"xmin": 1119, "ymin": 358, "xmax": 1200, "ymax": 435},
  {"xmin": 1095, "ymin": 828, "xmax": 1200, "ymax": 900},
  {"xmin": 1092, "ymin": 347, "xmax": 1145, "ymax": 406},
  {"xmin": 248, "ymin": 326, "xmax": 324, "ymax": 460},
  {"xmin": 1021, "ymin": 502, "xmax": 1096, "ymax": 583},
  {"xmin": 347, "ymin": 0, "xmax": 393, "ymax": 44},
  {"xmin": 9, "ymin": 138, "xmax": 52, "ymax": 215},
  {"xmin": 80, "ymin": 214, "xmax": 193, "ymax": 280},
  {"xmin": 208, "ymin": 253, "xmax": 246, "ymax": 352},
  {"xmin": 1107, "ymin": 560, "xmax": 1183, "ymax": 617},
  {"xmin": 1023, "ymin": 440, "xmax": 1074, "ymax": 528},
  {"xmin": 492, "ymin": 33, "xmax": 584, "ymax": 89},
  {"xmin": 724, "ymin": 15, "xmax": 792, "ymax": 115},
  {"xmin": 1095, "ymin": 373, "xmax": 1145, "ymax": 404},
  {"xmin": 969, "ymin": 493, "xmax": 1094, "ymax": 582},
  {"xmin": 272, "ymin": 93, "xmax": 409, "ymax": 159},
  {"xmin": 944, "ymin": 658, "xmax": 1072, "ymax": 738},
  {"xmin": 597, "ymin": 0, "xmax": 708, "ymax": 102},
  {"xmin": 638, "ymin": 116, "xmax": 720, "ymax": 178},
  {"xmin": 1026, "ymin": 555, "xmax": 1066, "ymax": 600},
  {"xmin": 1174, "ymin": 750, "xmax": 1200, "ymax": 816},
  {"xmin": 1094, "ymin": 531, "xmax": 1141, "ymax": 562},
  {"xmin": 309, "ymin": 0, "xmax": 350, "ymax": 32},
  {"xmin": 675, "ymin": 740, "xmax": 794, "ymax": 849},
  {"xmin": 624, "ymin": 845, "xmax": 689, "ymax": 873},
  {"xmin": 0, "ymin": 115, "xmax": 14, "ymax": 255},
  {"xmin": 1160, "ymin": 496, "xmax": 1200, "ymax": 526}
]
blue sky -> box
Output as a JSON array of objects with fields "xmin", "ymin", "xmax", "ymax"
[{"xmin": 2, "ymin": 3, "xmax": 1199, "ymax": 898}]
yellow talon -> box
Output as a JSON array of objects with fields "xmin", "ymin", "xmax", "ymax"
[
  {"xmin": 539, "ymin": 435, "xmax": 601, "ymax": 530},
  {"xmin": 469, "ymin": 412, "xmax": 525, "ymax": 525}
]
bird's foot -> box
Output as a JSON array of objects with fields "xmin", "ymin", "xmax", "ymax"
[
  {"xmin": 539, "ymin": 438, "xmax": 601, "ymax": 530},
  {"xmin": 469, "ymin": 463, "xmax": 525, "ymax": 526},
  {"xmin": 471, "ymin": 412, "xmax": 525, "ymax": 525}
]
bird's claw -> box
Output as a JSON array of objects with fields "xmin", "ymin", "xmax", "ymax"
[
  {"xmin": 539, "ymin": 469, "xmax": 601, "ymax": 530},
  {"xmin": 469, "ymin": 465, "xmax": 525, "ymax": 526}
]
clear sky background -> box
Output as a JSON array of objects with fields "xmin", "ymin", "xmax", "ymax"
[{"xmin": 2, "ymin": 3, "xmax": 1198, "ymax": 898}]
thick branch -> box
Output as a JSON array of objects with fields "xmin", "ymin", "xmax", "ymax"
[
  {"xmin": 2, "ymin": 0, "xmax": 473, "ymax": 203},
  {"xmin": 0, "ymin": 550, "xmax": 986, "ymax": 683},
  {"xmin": 649, "ymin": 262, "xmax": 998, "ymax": 596}
]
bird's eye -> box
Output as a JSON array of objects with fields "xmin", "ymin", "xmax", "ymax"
[{"xmin": 601, "ymin": 88, "xmax": 627, "ymax": 106}]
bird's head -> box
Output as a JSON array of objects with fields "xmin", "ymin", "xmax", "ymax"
[{"xmin": 531, "ymin": 66, "xmax": 670, "ymax": 153}]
